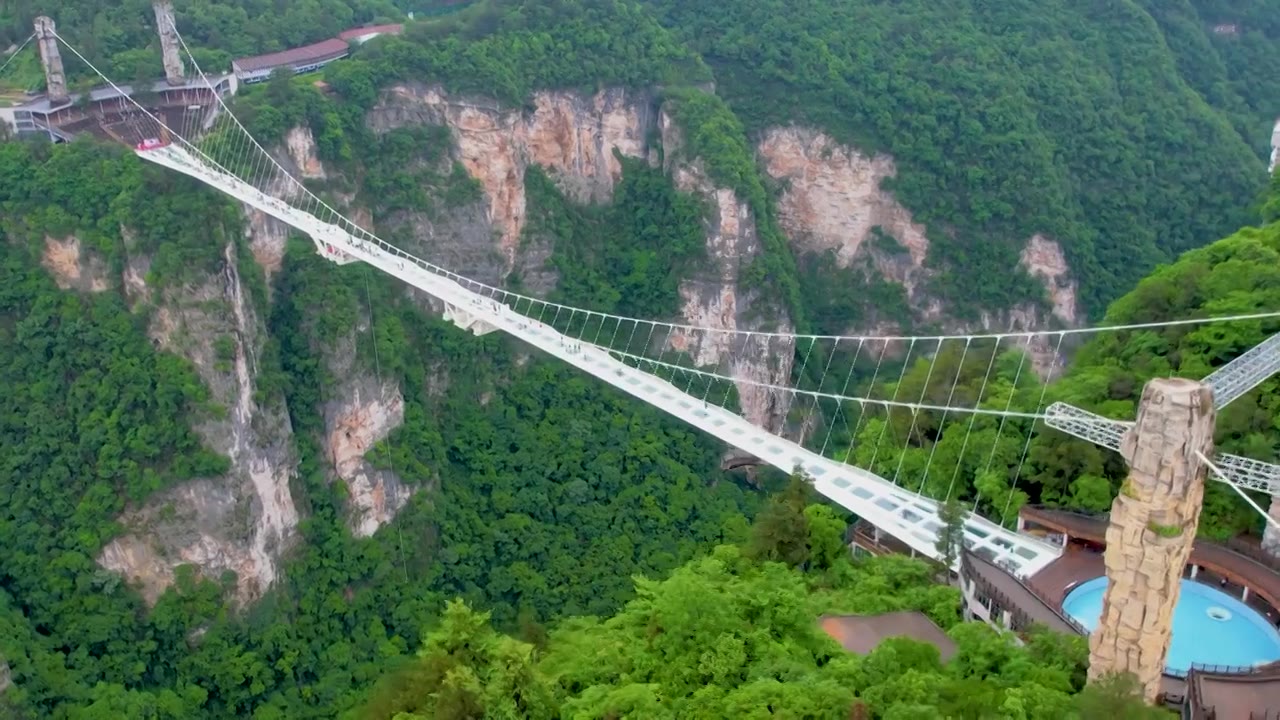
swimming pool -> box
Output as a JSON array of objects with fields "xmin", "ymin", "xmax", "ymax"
[{"xmin": 1062, "ymin": 576, "xmax": 1280, "ymax": 674}]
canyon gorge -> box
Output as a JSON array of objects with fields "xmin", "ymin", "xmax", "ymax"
[{"xmin": 42, "ymin": 83, "xmax": 1085, "ymax": 603}]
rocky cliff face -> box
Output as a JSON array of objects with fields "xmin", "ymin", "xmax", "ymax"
[
  {"xmin": 663, "ymin": 113, "xmax": 796, "ymax": 430},
  {"xmin": 41, "ymin": 236, "xmax": 110, "ymax": 293},
  {"xmin": 757, "ymin": 126, "xmax": 1080, "ymax": 373},
  {"xmin": 253, "ymin": 129, "xmax": 415, "ymax": 539},
  {"xmin": 1270, "ymin": 117, "xmax": 1279, "ymax": 174},
  {"xmin": 108, "ymin": 243, "xmax": 299, "ymax": 605},
  {"xmin": 1089, "ymin": 379, "xmax": 1216, "ymax": 703},
  {"xmin": 367, "ymin": 85, "xmax": 655, "ymax": 272},
  {"xmin": 66, "ymin": 85, "xmax": 1088, "ymax": 603},
  {"xmin": 366, "ymin": 85, "xmax": 798, "ymax": 429},
  {"xmin": 322, "ymin": 333, "xmax": 411, "ymax": 538},
  {"xmin": 757, "ymin": 127, "xmax": 931, "ymax": 300},
  {"xmin": 37, "ymin": 233, "xmax": 301, "ymax": 605},
  {"xmin": 362, "ymin": 90, "xmax": 1081, "ymax": 426}
]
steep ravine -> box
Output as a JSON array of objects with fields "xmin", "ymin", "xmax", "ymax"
[
  {"xmin": 105, "ymin": 245, "xmax": 298, "ymax": 604},
  {"xmin": 364, "ymin": 84, "xmax": 805, "ymax": 430},
  {"xmin": 81, "ymin": 84, "xmax": 1083, "ymax": 601},
  {"xmin": 361, "ymin": 85, "xmax": 1084, "ymax": 431}
]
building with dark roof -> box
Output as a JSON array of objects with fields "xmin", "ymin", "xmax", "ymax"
[
  {"xmin": 819, "ymin": 611, "xmax": 958, "ymax": 662},
  {"xmin": 232, "ymin": 38, "xmax": 350, "ymax": 84}
]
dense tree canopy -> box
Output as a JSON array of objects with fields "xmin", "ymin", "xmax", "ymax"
[
  {"xmin": 357, "ymin": 524, "xmax": 1171, "ymax": 719},
  {"xmin": 634, "ymin": 0, "xmax": 1276, "ymax": 317},
  {"xmin": 1028, "ymin": 203, "xmax": 1280, "ymax": 538}
]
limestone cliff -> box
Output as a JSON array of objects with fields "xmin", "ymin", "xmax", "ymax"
[
  {"xmin": 1089, "ymin": 378, "xmax": 1215, "ymax": 703},
  {"xmin": 322, "ymin": 333, "xmax": 412, "ymax": 538},
  {"xmin": 40, "ymin": 236, "xmax": 110, "ymax": 293},
  {"xmin": 284, "ymin": 125, "xmax": 328, "ymax": 181},
  {"xmin": 365, "ymin": 85, "xmax": 797, "ymax": 429},
  {"xmin": 36, "ymin": 233, "xmax": 301, "ymax": 605},
  {"xmin": 757, "ymin": 126, "xmax": 1080, "ymax": 373},
  {"xmin": 362, "ymin": 92, "xmax": 1083, "ymax": 426},
  {"xmin": 102, "ymin": 241, "xmax": 299, "ymax": 605},
  {"xmin": 367, "ymin": 84, "xmax": 655, "ymax": 275},
  {"xmin": 757, "ymin": 127, "xmax": 931, "ymax": 302},
  {"xmin": 662, "ymin": 112, "xmax": 796, "ymax": 430},
  {"xmin": 1270, "ymin": 117, "xmax": 1279, "ymax": 174}
]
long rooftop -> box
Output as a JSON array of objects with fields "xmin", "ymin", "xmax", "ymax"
[{"xmin": 232, "ymin": 38, "xmax": 349, "ymax": 74}]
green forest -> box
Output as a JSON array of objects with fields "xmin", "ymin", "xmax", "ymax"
[{"xmin": 1, "ymin": 0, "xmax": 1279, "ymax": 717}]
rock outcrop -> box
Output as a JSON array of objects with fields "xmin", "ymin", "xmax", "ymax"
[
  {"xmin": 757, "ymin": 126, "xmax": 1080, "ymax": 375},
  {"xmin": 1263, "ymin": 500, "xmax": 1280, "ymax": 555},
  {"xmin": 322, "ymin": 333, "xmax": 411, "ymax": 537},
  {"xmin": 1270, "ymin": 117, "xmax": 1279, "ymax": 175},
  {"xmin": 368, "ymin": 85, "xmax": 655, "ymax": 270},
  {"xmin": 284, "ymin": 125, "xmax": 327, "ymax": 180},
  {"xmin": 664, "ymin": 113, "xmax": 795, "ymax": 430},
  {"xmin": 1089, "ymin": 378, "xmax": 1216, "ymax": 703},
  {"xmin": 1019, "ymin": 234, "xmax": 1077, "ymax": 325},
  {"xmin": 757, "ymin": 127, "xmax": 930, "ymax": 297},
  {"xmin": 367, "ymin": 87, "xmax": 798, "ymax": 429},
  {"xmin": 99, "ymin": 240, "xmax": 299, "ymax": 605},
  {"xmin": 41, "ymin": 235, "xmax": 110, "ymax": 293}
]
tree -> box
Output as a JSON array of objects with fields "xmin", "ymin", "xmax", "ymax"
[
  {"xmin": 747, "ymin": 470, "xmax": 813, "ymax": 567},
  {"xmin": 934, "ymin": 496, "xmax": 967, "ymax": 572},
  {"xmin": 1072, "ymin": 673, "xmax": 1175, "ymax": 719},
  {"xmin": 356, "ymin": 600, "xmax": 557, "ymax": 720},
  {"xmin": 805, "ymin": 503, "xmax": 849, "ymax": 572}
]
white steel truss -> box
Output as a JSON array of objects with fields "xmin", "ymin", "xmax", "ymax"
[
  {"xmin": 1044, "ymin": 403, "xmax": 1280, "ymax": 495},
  {"xmin": 1205, "ymin": 333, "xmax": 1280, "ymax": 409}
]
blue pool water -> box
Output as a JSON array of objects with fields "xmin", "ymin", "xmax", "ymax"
[{"xmin": 1062, "ymin": 576, "xmax": 1280, "ymax": 674}]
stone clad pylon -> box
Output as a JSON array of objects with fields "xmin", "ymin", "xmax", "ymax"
[
  {"xmin": 33, "ymin": 16, "xmax": 68, "ymax": 103},
  {"xmin": 153, "ymin": 1, "xmax": 185, "ymax": 86},
  {"xmin": 1087, "ymin": 378, "xmax": 1216, "ymax": 703}
]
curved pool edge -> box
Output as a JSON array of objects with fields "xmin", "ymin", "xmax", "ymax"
[{"xmin": 1061, "ymin": 576, "xmax": 1280, "ymax": 674}]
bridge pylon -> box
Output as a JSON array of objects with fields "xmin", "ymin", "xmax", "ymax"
[{"xmin": 33, "ymin": 17, "xmax": 68, "ymax": 104}]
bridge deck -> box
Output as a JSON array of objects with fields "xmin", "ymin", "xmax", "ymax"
[{"xmin": 139, "ymin": 143, "xmax": 1062, "ymax": 577}]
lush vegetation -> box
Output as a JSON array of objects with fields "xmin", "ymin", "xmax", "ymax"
[
  {"xmin": 313, "ymin": 0, "xmax": 1274, "ymax": 324},
  {"xmin": 0, "ymin": 0, "xmax": 407, "ymax": 88},
  {"xmin": 11, "ymin": 0, "xmax": 1274, "ymax": 323},
  {"xmin": 353, "ymin": 0, "xmax": 709, "ymax": 105},
  {"xmin": 0, "ymin": 139, "xmax": 233, "ymax": 288},
  {"xmin": 525, "ymin": 159, "xmax": 706, "ymax": 319},
  {"xmin": 355, "ymin": 479, "xmax": 1169, "ymax": 719},
  {"xmin": 3, "ymin": 0, "xmax": 1279, "ymax": 716},
  {"xmin": 635, "ymin": 0, "xmax": 1275, "ymax": 317},
  {"xmin": 0, "ymin": 137, "xmax": 763, "ymax": 718},
  {"xmin": 1028, "ymin": 192, "xmax": 1280, "ymax": 539}
]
